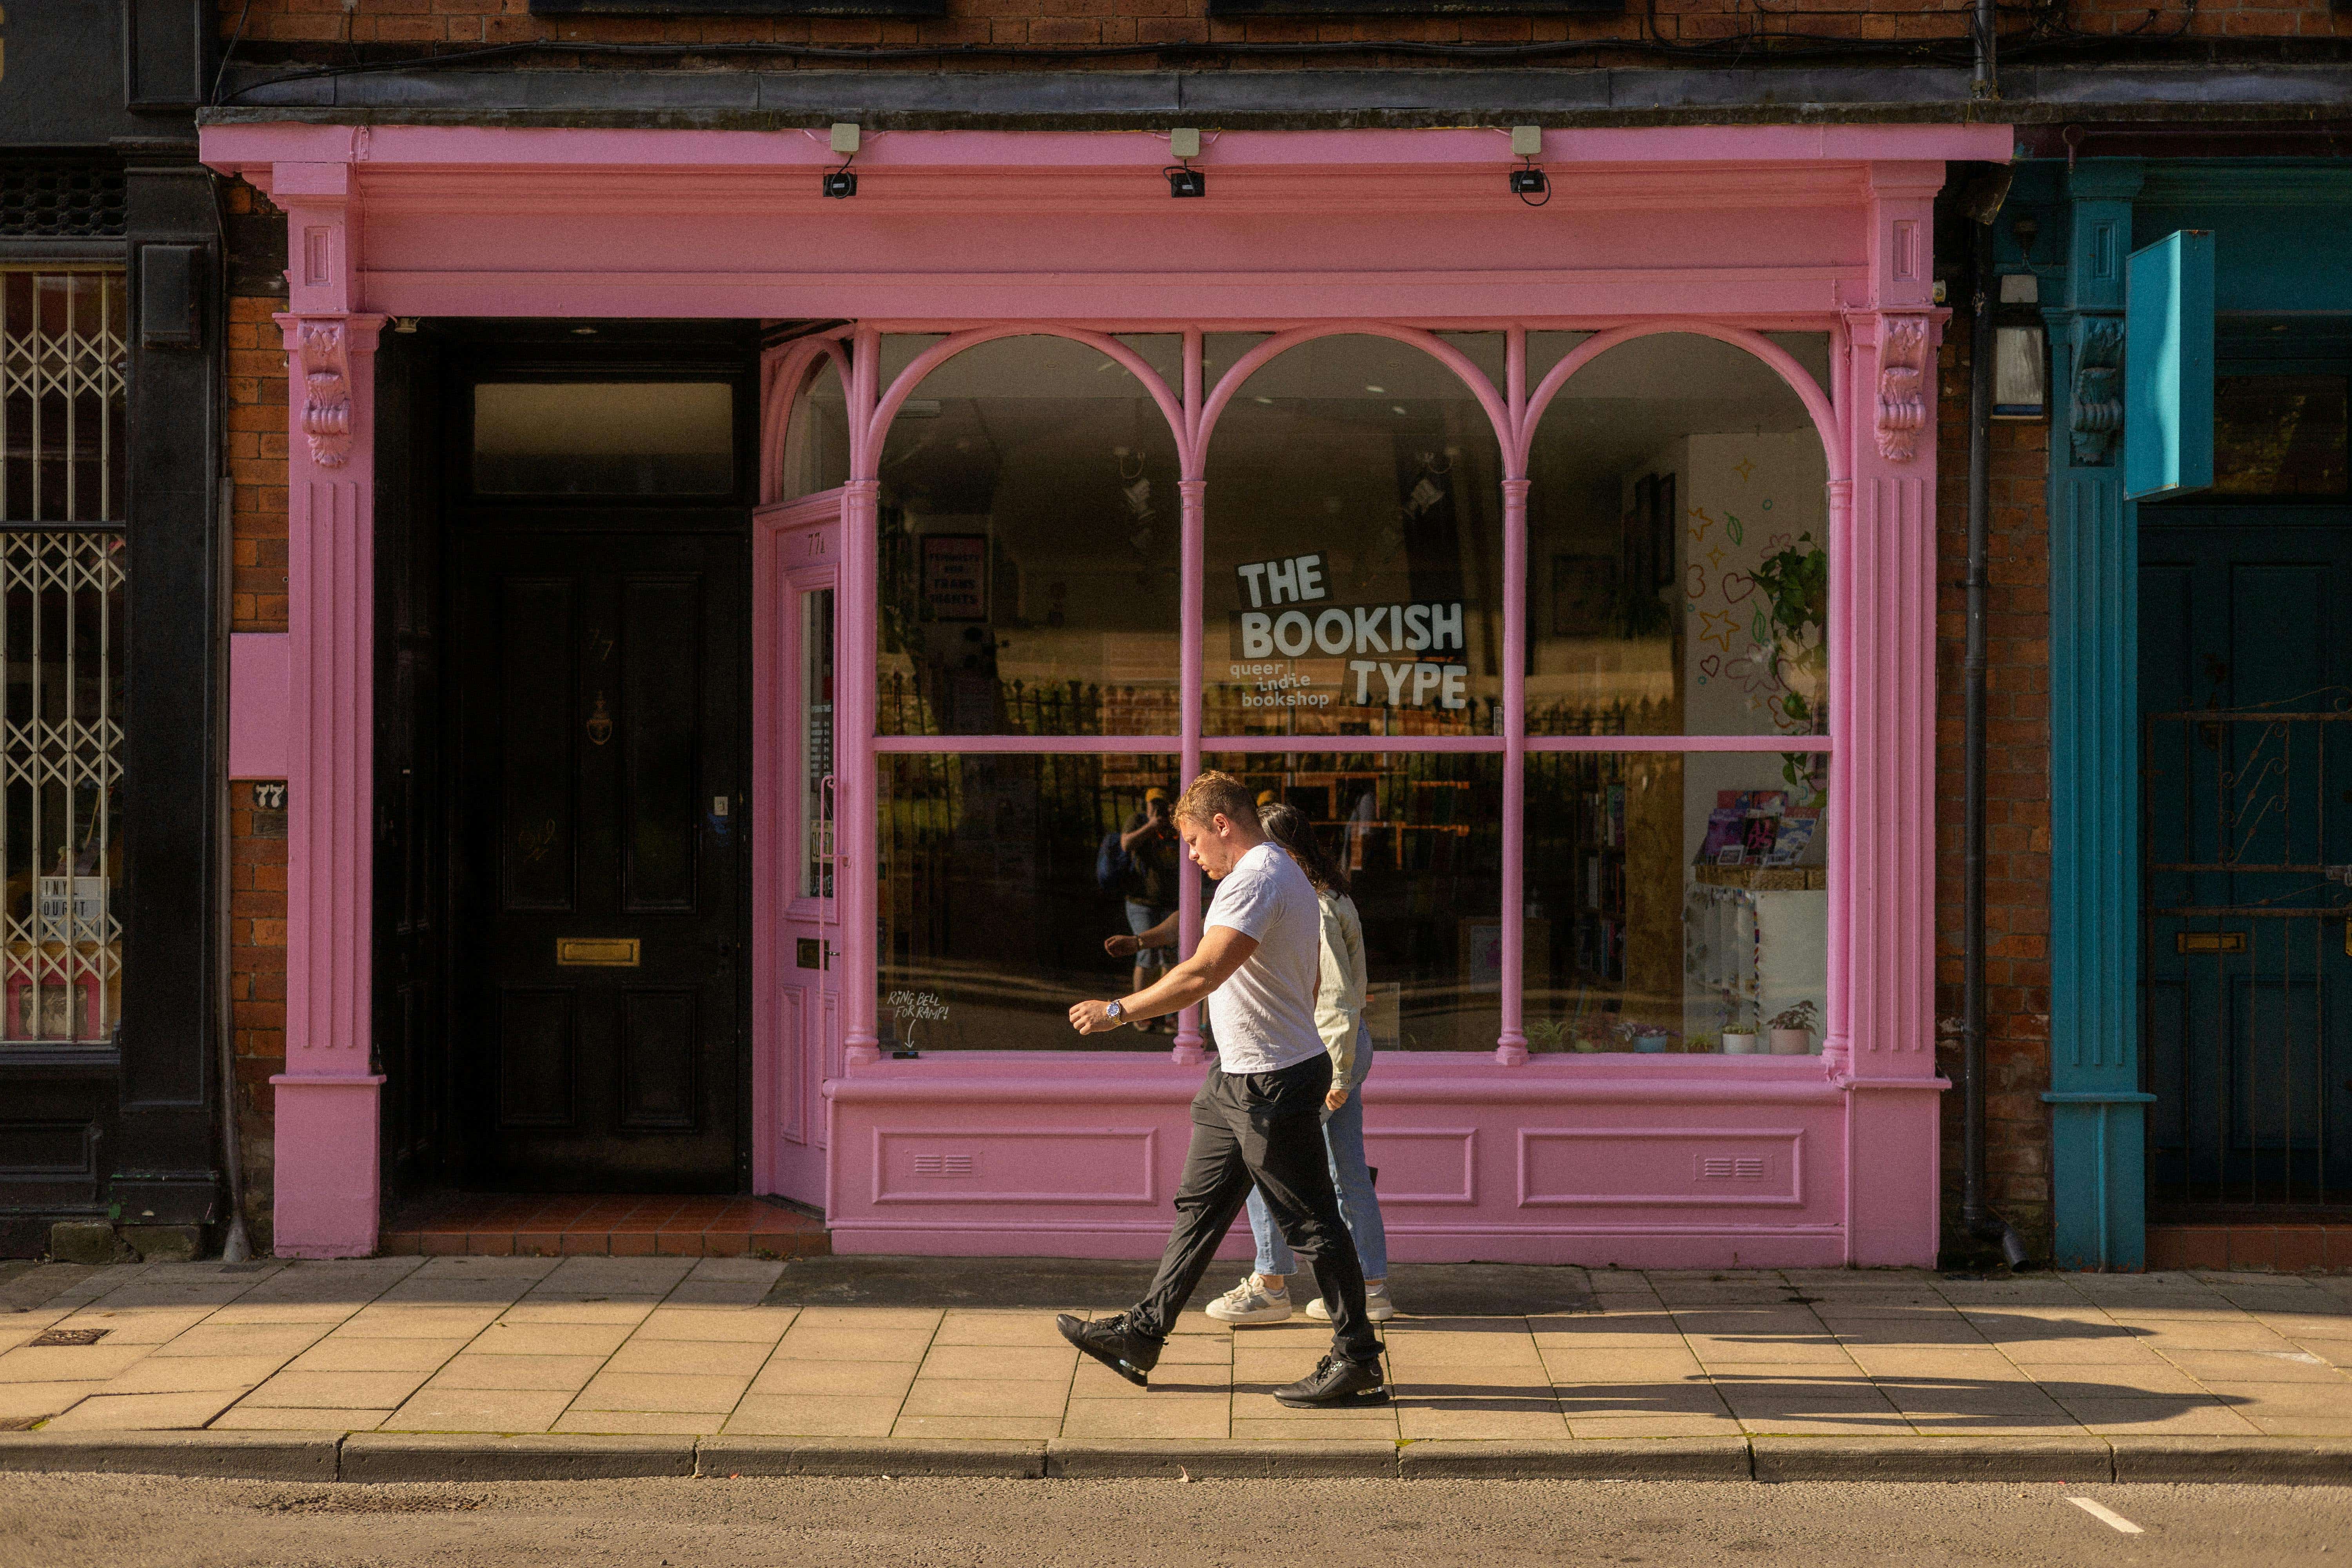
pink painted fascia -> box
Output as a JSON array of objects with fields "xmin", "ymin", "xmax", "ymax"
[
  {"xmin": 201, "ymin": 123, "xmax": 2014, "ymax": 175},
  {"xmin": 228, "ymin": 632, "xmax": 289, "ymax": 779}
]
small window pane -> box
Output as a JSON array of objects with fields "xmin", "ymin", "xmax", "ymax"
[
  {"xmin": 473, "ymin": 382, "xmax": 734, "ymax": 495},
  {"xmin": 2213, "ymin": 375, "xmax": 2348, "ymax": 496},
  {"xmin": 1527, "ymin": 333, "xmax": 1829, "ymax": 738},
  {"xmin": 1525, "ymin": 750, "xmax": 1828, "ymax": 1056},
  {"xmin": 1203, "ymin": 335, "xmax": 1506, "ymax": 739},
  {"xmin": 878, "ymin": 752, "xmax": 1183, "ymax": 1052},
  {"xmin": 876, "ymin": 334, "xmax": 1183, "ymax": 737},
  {"xmin": 783, "ymin": 358, "xmax": 850, "ymax": 499},
  {"xmin": 1204, "ymin": 751, "xmax": 1504, "ymax": 1053}
]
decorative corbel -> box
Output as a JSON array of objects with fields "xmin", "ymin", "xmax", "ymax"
[
  {"xmin": 1873, "ymin": 317, "xmax": 1932, "ymax": 463},
  {"xmin": 2069, "ymin": 318, "xmax": 2124, "ymax": 466},
  {"xmin": 295, "ymin": 319, "xmax": 353, "ymax": 467}
]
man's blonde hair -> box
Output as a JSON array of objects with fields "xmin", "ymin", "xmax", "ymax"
[{"xmin": 1173, "ymin": 769, "xmax": 1260, "ymax": 832}]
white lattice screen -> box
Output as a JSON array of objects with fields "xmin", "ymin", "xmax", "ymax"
[{"xmin": 0, "ymin": 271, "xmax": 127, "ymax": 1044}]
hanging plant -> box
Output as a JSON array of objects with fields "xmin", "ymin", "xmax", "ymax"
[{"xmin": 1748, "ymin": 532, "xmax": 1828, "ymax": 729}]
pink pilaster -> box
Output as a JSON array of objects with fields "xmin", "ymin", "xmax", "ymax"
[
  {"xmin": 1831, "ymin": 160, "xmax": 1954, "ymax": 1267},
  {"xmin": 260, "ymin": 145, "xmax": 388, "ymax": 1259},
  {"xmin": 1495, "ymin": 477, "xmax": 1532, "ymax": 1066},
  {"xmin": 840, "ymin": 325, "xmax": 886, "ymax": 1069},
  {"xmin": 1172, "ymin": 473, "xmax": 1208, "ymax": 1066}
]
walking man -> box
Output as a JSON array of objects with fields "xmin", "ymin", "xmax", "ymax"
[{"xmin": 1060, "ymin": 771, "xmax": 1387, "ymax": 1408}]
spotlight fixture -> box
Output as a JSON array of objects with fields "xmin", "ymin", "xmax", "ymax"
[
  {"xmin": 1165, "ymin": 125, "xmax": 1205, "ymax": 199},
  {"xmin": 1508, "ymin": 124, "xmax": 1550, "ymax": 207},
  {"xmin": 825, "ymin": 122, "xmax": 860, "ymax": 199}
]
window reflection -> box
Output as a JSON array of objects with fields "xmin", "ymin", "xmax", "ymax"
[
  {"xmin": 1204, "ymin": 751, "xmax": 1503, "ymax": 1052},
  {"xmin": 1526, "ymin": 334, "xmax": 1829, "ymax": 737},
  {"xmin": 472, "ymin": 382, "xmax": 735, "ymax": 495},
  {"xmin": 782, "ymin": 356, "xmax": 850, "ymax": 498},
  {"xmin": 878, "ymin": 752, "xmax": 1183, "ymax": 1052},
  {"xmin": 1525, "ymin": 750, "xmax": 1828, "ymax": 1054},
  {"xmin": 1204, "ymin": 335, "xmax": 1505, "ymax": 738},
  {"xmin": 876, "ymin": 335, "xmax": 1183, "ymax": 737}
]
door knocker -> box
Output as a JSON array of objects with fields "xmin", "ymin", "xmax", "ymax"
[{"xmin": 586, "ymin": 693, "xmax": 613, "ymax": 746}]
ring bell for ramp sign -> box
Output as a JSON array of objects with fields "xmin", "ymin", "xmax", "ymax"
[{"xmin": 1229, "ymin": 552, "xmax": 1471, "ymax": 711}]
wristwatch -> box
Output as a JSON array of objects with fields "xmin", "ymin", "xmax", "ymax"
[{"xmin": 1105, "ymin": 1000, "xmax": 1127, "ymax": 1025}]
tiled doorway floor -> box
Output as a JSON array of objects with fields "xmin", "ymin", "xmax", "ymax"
[{"xmin": 381, "ymin": 1194, "xmax": 827, "ymax": 1259}]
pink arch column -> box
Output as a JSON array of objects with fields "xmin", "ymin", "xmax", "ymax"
[
  {"xmin": 262, "ymin": 152, "xmax": 386, "ymax": 1258},
  {"xmin": 1833, "ymin": 159, "xmax": 1955, "ymax": 1266}
]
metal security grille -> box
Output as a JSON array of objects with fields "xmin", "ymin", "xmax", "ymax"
[
  {"xmin": 2144, "ymin": 706, "xmax": 2352, "ymax": 1210},
  {"xmin": 0, "ymin": 270, "xmax": 127, "ymax": 1045},
  {"xmin": 0, "ymin": 156, "xmax": 127, "ymax": 240}
]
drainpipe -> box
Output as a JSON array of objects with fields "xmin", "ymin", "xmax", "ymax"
[
  {"xmin": 1963, "ymin": 169, "xmax": 2028, "ymax": 1270},
  {"xmin": 1971, "ymin": 0, "xmax": 1997, "ymax": 100}
]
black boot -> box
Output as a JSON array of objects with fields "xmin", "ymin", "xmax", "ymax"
[
  {"xmin": 1274, "ymin": 1351, "xmax": 1389, "ymax": 1409},
  {"xmin": 1056, "ymin": 1312, "xmax": 1163, "ymax": 1388}
]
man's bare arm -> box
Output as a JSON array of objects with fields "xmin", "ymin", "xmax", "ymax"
[{"xmin": 1071, "ymin": 925, "xmax": 1255, "ymax": 1034}]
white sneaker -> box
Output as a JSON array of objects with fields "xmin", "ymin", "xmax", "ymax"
[
  {"xmin": 1307, "ymin": 1281, "xmax": 1397, "ymax": 1323},
  {"xmin": 1204, "ymin": 1275, "xmax": 1293, "ymax": 1325}
]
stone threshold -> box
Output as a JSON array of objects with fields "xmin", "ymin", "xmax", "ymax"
[{"xmin": 5, "ymin": 1430, "xmax": 2351, "ymax": 1485}]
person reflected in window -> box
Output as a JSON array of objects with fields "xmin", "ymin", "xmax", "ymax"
[
  {"xmin": 1105, "ymin": 802, "xmax": 1394, "ymax": 1324},
  {"xmin": 1114, "ymin": 786, "xmax": 1181, "ymax": 1034}
]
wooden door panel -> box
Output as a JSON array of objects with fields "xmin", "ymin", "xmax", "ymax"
[{"xmin": 455, "ymin": 528, "xmax": 746, "ymax": 1191}]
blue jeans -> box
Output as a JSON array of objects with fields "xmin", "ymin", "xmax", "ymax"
[{"xmin": 1247, "ymin": 1024, "xmax": 1387, "ymax": 1281}]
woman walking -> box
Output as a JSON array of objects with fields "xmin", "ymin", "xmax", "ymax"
[{"xmin": 1109, "ymin": 802, "xmax": 1393, "ymax": 1323}]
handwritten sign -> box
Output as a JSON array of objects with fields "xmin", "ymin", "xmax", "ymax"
[{"xmin": 921, "ymin": 535, "xmax": 987, "ymax": 621}]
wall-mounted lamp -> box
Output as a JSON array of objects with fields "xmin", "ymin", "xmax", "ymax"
[
  {"xmin": 824, "ymin": 122, "xmax": 860, "ymax": 199},
  {"xmin": 1508, "ymin": 125, "xmax": 1549, "ymax": 206},
  {"xmin": 1166, "ymin": 127, "xmax": 1205, "ymax": 198},
  {"xmin": 1993, "ymin": 323, "xmax": 2048, "ymax": 420}
]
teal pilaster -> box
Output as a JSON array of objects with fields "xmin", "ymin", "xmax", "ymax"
[{"xmin": 2044, "ymin": 161, "xmax": 2155, "ymax": 1270}]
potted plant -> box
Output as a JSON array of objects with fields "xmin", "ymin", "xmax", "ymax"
[
  {"xmin": 1613, "ymin": 1020, "xmax": 1675, "ymax": 1054},
  {"xmin": 1767, "ymin": 998, "xmax": 1819, "ymax": 1055},
  {"xmin": 1527, "ymin": 1018, "xmax": 1572, "ymax": 1054},
  {"xmin": 1721, "ymin": 1025, "xmax": 1760, "ymax": 1055}
]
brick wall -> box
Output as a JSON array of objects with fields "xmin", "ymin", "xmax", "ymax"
[
  {"xmin": 1934, "ymin": 305, "xmax": 2055, "ymax": 1261},
  {"xmin": 224, "ymin": 176, "xmax": 291, "ymax": 1253},
  {"xmin": 217, "ymin": 0, "xmax": 2347, "ymax": 58}
]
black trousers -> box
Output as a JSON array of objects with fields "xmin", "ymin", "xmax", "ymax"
[{"xmin": 1129, "ymin": 1053, "xmax": 1380, "ymax": 1363}]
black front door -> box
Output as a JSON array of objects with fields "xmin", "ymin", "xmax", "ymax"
[{"xmin": 450, "ymin": 528, "xmax": 747, "ymax": 1191}]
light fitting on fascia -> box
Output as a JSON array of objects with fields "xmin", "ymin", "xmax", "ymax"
[
  {"xmin": 824, "ymin": 122, "xmax": 860, "ymax": 199},
  {"xmin": 1165, "ymin": 127, "xmax": 1205, "ymax": 199},
  {"xmin": 1507, "ymin": 125, "xmax": 1550, "ymax": 206}
]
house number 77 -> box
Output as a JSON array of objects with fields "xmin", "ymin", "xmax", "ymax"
[{"xmin": 806, "ymin": 531, "xmax": 824, "ymax": 557}]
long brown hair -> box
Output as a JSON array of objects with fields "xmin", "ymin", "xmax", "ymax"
[{"xmin": 1257, "ymin": 802, "xmax": 1351, "ymax": 898}]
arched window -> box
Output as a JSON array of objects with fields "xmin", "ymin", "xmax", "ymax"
[{"xmin": 1523, "ymin": 331, "xmax": 1834, "ymax": 1056}]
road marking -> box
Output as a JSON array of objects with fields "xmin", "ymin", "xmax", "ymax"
[{"xmin": 2068, "ymin": 1497, "xmax": 2145, "ymax": 1535}]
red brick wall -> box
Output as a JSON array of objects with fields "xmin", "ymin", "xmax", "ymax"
[
  {"xmin": 218, "ymin": 0, "xmax": 2346, "ymax": 56},
  {"xmin": 1934, "ymin": 305, "xmax": 2054, "ymax": 1260},
  {"xmin": 225, "ymin": 177, "xmax": 291, "ymax": 1252}
]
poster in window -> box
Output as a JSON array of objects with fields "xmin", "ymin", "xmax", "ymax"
[{"xmin": 921, "ymin": 534, "xmax": 989, "ymax": 621}]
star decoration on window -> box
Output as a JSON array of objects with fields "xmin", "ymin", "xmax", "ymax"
[
  {"xmin": 1698, "ymin": 608, "xmax": 1739, "ymax": 651},
  {"xmin": 1686, "ymin": 506, "xmax": 1714, "ymax": 542},
  {"xmin": 1733, "ymin": 457, "xmax": 1756, "ymax": 482}
]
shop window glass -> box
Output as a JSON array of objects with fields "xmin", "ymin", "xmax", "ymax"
[
  {"xmin": 472, "ymin": 381, "xmax": 735, "ymax": 495},
  {"xmin": 782, "ymin": 356, "xmax": 851, "ymax": 498},
  {"xmin": 1203, "ymin": 334, "xmax": 1506, "ymax": 738},
  {"xmin": 875, "ymin": 335, "xmax": 1183, "ymax": 737},
  {"xmin": 1203, "ymin": 750, "xmax": 1504, "ymax": 1053},
  {"xmin": 0, "ymin": 271, "xmax": 127, "ymax": 1044},
  {"xmin": 2212, "ymin": 375, "xmax": 2348, "ymax": 496},
  {"xmin": 878, "ymin": 752, "xmax": 1185, "ymax": 1053},
  {"xmin": 1526, "ymin": 333, "xmax": 1829, "ymax": 738},
  {"xmin": 1524, "ymin": 750, "xmax": 1828, "ymax": 1055}
]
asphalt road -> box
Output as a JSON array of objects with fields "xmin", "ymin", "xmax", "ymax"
[{"xmin": 6, "ymin": 1475, "xmax": 2352, "ymax": 1568}]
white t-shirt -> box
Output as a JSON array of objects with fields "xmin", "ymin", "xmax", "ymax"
[{"xmin": 1203, "ymin": 841, "xmax": 1327, "ymax": 1075}]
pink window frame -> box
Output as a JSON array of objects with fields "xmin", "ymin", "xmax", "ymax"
[{"xmin": 766, "ymin": 317, "xmax": 1853, "ymax": 1073}]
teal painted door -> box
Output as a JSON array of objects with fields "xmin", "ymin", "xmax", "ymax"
[{"xmin": 2140, "ymin": 512, "xmax": 2352, "ymax": 1210}]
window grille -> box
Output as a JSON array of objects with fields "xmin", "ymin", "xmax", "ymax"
[
  {"xmin": 0, "ymin": 270, "xmax": 127, "ymax": 1045},
  {"xmin": 0, "ymin": 156, "xmax": 127, "ymax": 241}
]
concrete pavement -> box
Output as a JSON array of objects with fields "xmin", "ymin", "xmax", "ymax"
[{"xmin": 5, "ymin": 1257, "xmax": 2352, "ymax": 1480}]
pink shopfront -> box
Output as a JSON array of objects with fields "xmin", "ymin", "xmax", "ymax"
[{"xmin": 202, "ymin": 120, "xmax": 2010, "ymax": 1265}]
